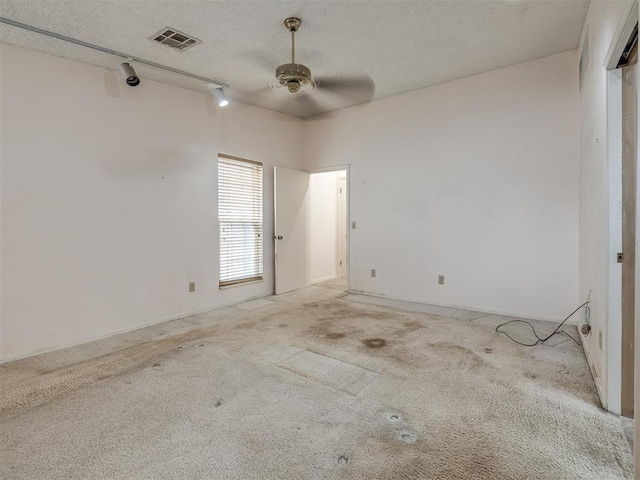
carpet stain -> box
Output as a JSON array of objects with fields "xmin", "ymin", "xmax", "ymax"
[
  {"xmin": 303, "ymin": 302, "xmax": 319, "ymax": 308},
  {"xmin": 233, "ymin": 321, "xmax": 257, "ymax": 330},
  {"xmin": 355, "ymin": 430, "xmax": 507, "ymax": 480},
  {"xmin": 304, "ymin": 317, "xmax": 358, "ymax": 340},
  {"xmin": 317, "ymin": 305, "xmax": 402, "ymax": 322},
  {"xmin": 363, "ymin": 338, "xmax": 387, "ymax": 348},
  {"xmin": 325, "ymin": 333, "xmax": 346, "ymax": 339},
  {"xmin": 484, "ymin": 348, "xmax": 493, "ymax": 354},
  {"xmin": 403, "ymin": 321, "xmax": 426, "ymax": 331},
  {"xmin": 427, "ymin": 342, "xmax": 486, "ymax": 371}
]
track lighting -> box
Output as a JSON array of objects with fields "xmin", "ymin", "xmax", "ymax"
[
  {"xmin": 120, "ymin": 61, "xmax": 140, "ymax": 87},
  {"xmin": 210, "ymin": 86, "xmax": 229, "ymax": 107},
  {"xmin": 1, "ymin": 18, "xmax": 229, "ymax": 90}
]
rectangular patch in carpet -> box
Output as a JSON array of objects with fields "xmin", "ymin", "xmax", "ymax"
[{"xmin": 277, "ymin": 350, "xmax": 378, "ymax": 396}]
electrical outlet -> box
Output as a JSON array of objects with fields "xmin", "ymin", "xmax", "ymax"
[
  {"xmin": 189, "ymin": 282, "xmax": 196, "ymax": 293},
  {"xmin": 599, "ymin": 330, "xmax": 602, "ymax": 349},
  {"xmin": 352, "ymin": 221, "xmax": 357, "ymax": 229},
  {"xmin": 438, "ymin": 275, "xmax": 445, "ymax": 285},
  {"xmin": 371, "ymin": 269, "xmax": 376, "ymax": 278}
]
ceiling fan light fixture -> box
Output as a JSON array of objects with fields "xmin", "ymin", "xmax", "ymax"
[{"xmin": 275, "ymin": 62, "xmax": 314, "ymax": 93}]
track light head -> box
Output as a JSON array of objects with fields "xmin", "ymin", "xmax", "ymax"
[
  {"xmin": 210, "ymin": 86, "xmax": 229, "ymax": 107},
  {"xmin": 120, "ymin": 62, "xmax": 140, "ymax": 87}
]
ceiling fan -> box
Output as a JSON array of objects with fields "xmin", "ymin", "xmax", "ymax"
[{"xmin": 266, "ymin": 17, "xmax": 375, "ymax": 116}]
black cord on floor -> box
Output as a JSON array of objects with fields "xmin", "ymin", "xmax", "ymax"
[{"xmin": 495, "ymin": 301, "xmax": 589, "ymax": 347}]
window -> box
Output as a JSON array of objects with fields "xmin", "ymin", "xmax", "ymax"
[{"xmin": 218, "ymin": 154, "xmax": 263, "ymax": 287}]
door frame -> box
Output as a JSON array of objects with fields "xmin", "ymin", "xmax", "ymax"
[
  {"xmin": 606, "ymin": 66, "xmax": 624, "ymax": 415},
  {"xmin": 308, "ymin": 165, "xmax": 351, "ymax": 292},
  {"xmin": 337, "ymin": 176, "xmax": 347, "ymax": 279},
  {"xmin": 603, "ymin": 0, "xmax": 638, "ymax": 416}
]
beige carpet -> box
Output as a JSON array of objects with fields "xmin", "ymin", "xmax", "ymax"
[{"xmin": 0, "ymin": 282, "xmax": 633, "ymax": 479}]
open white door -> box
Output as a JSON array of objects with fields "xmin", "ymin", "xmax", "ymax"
[{"xmin": 274, "ymin": 167, "xmax": 310, "ymax": 294}]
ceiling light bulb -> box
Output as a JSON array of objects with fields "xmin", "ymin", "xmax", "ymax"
[
  {"xmin": 120, "ymin": 62, "xmax": 140, "ymax": 86},
  {"xmin": 210, "ymin": 86, "xmax": 229, "ymax": 107}
]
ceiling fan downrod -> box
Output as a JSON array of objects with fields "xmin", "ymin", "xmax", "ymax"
[{"xmin": 285, "ymin": 17, "xmax": 301, "ymax": 63}]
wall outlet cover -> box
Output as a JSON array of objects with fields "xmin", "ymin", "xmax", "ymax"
[
  {"xmin": 438, "ymin": 275, "xmax": 445, "ymax": 285},
  {"xmin": 189, "ymin": 282, "xmax": 196, "ymax": 292},
  {"xmin": 371, "ymin": 269, "xmax": 376, "ymax": 278}
]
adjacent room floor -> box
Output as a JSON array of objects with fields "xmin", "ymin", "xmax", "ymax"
[{"xmin": 0, "ymin": 281, "xmax": 633, "ymax": 479}]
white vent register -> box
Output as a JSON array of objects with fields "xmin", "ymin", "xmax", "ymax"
[{"xmin": 151, "ymin": 27, "xmax": 201, "ymax": 51}]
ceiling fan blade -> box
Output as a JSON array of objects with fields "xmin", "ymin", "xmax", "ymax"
[
  {"xmin": 313, "ymin": 75, "xmax": 376, "ymax": 103},
  {"xmin": 244, "ymin": 87, "xmax": 274, "ymax": 103},
  {"xmin": 294, "ymin": 94, "xmax": 326, "ymax": 118}
]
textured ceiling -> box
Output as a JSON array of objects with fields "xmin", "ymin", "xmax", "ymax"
[{"xmin": 0, "ymin": 0, "xmax": 589, "ymax": 118}]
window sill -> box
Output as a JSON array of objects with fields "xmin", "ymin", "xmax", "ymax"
[{"xmin": 219, "ymin": 278, "xmax": 264, "ymax": 290}]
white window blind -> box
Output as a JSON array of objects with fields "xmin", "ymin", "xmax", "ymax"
[{"xmin": 218, "ymin": 155, "xmax": 263, "ymax": 287}]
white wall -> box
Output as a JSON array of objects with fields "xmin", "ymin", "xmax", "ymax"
[
  {"xmin": 303, "ymin": 51, "xmax": 580, "ymax": 322},
  {"xmin": 309, "ymin": 170, "xmax": 343, "ymax": 283},
  {"xmin": 577, "ymin": 0, "xmax": 636, "ymax": 410},
  {"xmin": 0, "ymin": 44, "xmax": 302, "ymax": 361},
  {"xmin": 0, "ymin": 42, "xmax": 584, "ymax": 367}
]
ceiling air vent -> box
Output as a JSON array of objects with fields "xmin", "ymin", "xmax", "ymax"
[{"xmin": 151, "ymin": 27, "xmax": 201, "ymax": 52}]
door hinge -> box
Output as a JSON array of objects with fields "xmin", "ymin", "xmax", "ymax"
[
  {"xmin": 617, "ymin": 252, "xmax": 624, "ymax": 263},
  {"xmin": 340, "ymin": 188, "xmax": 342, "ymax": 193},
  {"xmin": 339, "ymin": 260, "xmax": 342, "ymax": 266}
]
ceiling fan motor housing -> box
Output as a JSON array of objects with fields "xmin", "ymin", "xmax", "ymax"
[{"xmin": 276, "ymin": 63, "xmax": 313, "ymax": 93}]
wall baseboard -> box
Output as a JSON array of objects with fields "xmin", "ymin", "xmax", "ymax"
[
  {"xmin": 579, "ymin": 331, "xmax": 607, "ymax": 411},
  {"xmin": 346, "ymin": 288, "xmax": 574, "ymax": 324},
  {"xmin": 311, "ymin": 275, "xmax": 338, "ymax": 285}
]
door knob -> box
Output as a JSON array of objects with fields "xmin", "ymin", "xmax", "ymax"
[{"xmin": 275, "ymin": 235, "xmax": 283, "ymax": 240}]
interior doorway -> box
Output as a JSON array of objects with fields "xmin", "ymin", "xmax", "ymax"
[
  {"xmin": 309, "ymin": 169, "xmax": 348, "ymax": 291},
  {"xmin": 273, "ymin": 166, "xmax": 349, "ymax": 295}
]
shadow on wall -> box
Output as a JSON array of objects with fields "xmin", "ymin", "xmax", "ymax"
[{"xmin": 103, "ymin": 71, "xmax": 120, "ymax": 98}]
